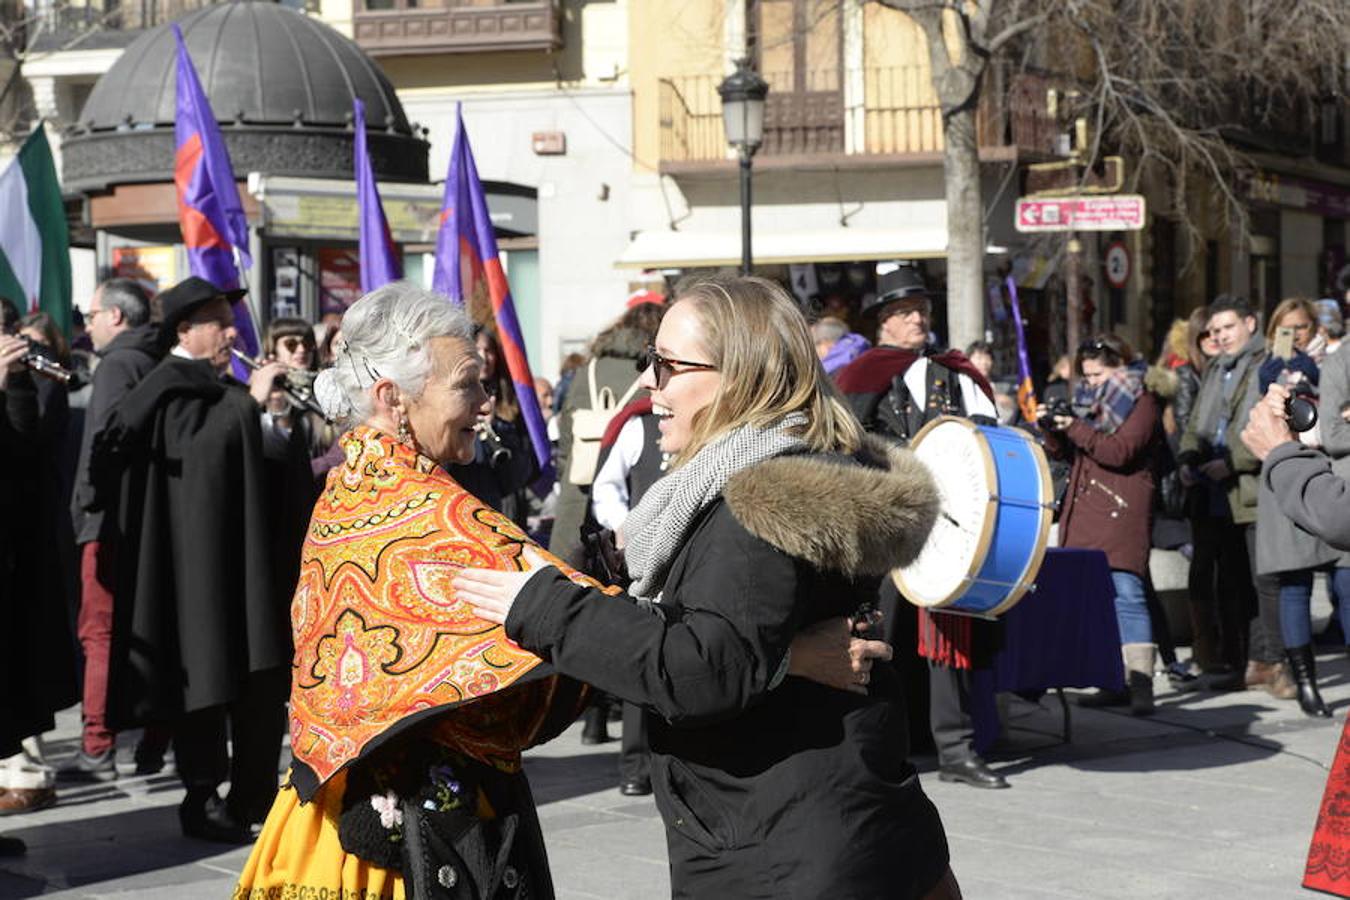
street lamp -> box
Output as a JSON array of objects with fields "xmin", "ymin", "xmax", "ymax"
[{"xmin": 718, "ymin": 58, "xmax": 768, "ymax": 276}]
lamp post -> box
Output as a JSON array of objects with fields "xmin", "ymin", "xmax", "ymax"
[{"xmin": 718, "ymin": 58, "xmax": 768, "ymax": 276}]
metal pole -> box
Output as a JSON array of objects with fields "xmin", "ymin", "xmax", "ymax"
[
  {"xmin": 739, "ymin": 148, "xmax": 753, "ymax": 276},
  {"xmin": 1065, "ymin": 233, "xmax": 1082, "ymax": 391}
]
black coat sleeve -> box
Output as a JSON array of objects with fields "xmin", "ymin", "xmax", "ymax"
[
  {"xmin": 505, "ymin": 505, "xmax": 804, "ymax": 727},
  {"xmin": 1, "ymin": 372, "xmax": 41, "ymax": 452}
]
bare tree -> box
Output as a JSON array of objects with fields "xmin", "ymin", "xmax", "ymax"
[
  {"xmin": 874, "ymin": 0, "xmax": 1349, "ymax": 350},
  {"xmin": 0, "ymin": 1, "xmax": 124, "ymax": 148}
]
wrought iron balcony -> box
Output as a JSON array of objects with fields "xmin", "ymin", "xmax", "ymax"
[
  {"xmin": 353, "ymin": 0, "xmax": 562, "ymax": 57},
  {"xmin": 658, "ymin": 66, "xmax": 1060, "ymax": 170},
  {"xmin": 24, "ymin": 0, "xmax": 226, "ymax": 53}
]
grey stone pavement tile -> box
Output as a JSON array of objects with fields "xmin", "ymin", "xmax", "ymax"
[{"xmin": 4, "ymin": 650, "xmax": 1346, "ymax": 899}]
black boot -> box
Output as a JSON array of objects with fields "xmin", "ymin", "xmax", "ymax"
[
  {"xmin": 580, "ymin": 703, "xmax": 612, "ymax": 745},
  {"xmin": 1127, "ymin": 672, "xmax": 1155, "ymax": 716},
  {"xmin": 1287, "ymin": 645, "xmax": 1332, "ymax": 718}
]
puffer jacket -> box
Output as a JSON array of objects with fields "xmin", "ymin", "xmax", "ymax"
[{"xmin": 509, "ymin": 437, "xmax": 952, "ymax": 899}]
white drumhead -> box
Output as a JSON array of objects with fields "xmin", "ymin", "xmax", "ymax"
[{"xmin": 896, "ymin": 418, "xmax": 996, "ymax": 606}]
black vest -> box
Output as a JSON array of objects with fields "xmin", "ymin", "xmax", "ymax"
[{"xmin": 876, "ymin": 359, "xmax": 966, "ymax": 445}]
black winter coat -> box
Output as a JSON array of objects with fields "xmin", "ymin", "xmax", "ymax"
[
  {"xmin": 70, "ymin": 324, "xmax": 161, "ymax": 544},
  {"xmin": 508, "ymin": 439, "xmax": 951, "ymax": 899},
  {"xmin": 0, "ymin": 370, "xmax": 78, "ymax": 753},
  {"xmin": 92, "ymin": 356, "xmax": 308, "ymax": 726}
]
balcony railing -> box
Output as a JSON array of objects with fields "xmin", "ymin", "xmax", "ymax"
[
  {"xmin": 352, "ymin": 0, "xmax": 561, "ymax": 57},
  {"xmin": 659, "ymin": 66, "xmax": 1061, "ymax": 167},
  {"xmin": 25, "ymin": 0, "xmax": 246, "ymax": 52}
]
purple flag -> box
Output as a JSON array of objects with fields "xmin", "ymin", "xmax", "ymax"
[
  {"xmin": 1006, "ymin": 276, "xmax": 1039, "ymax": 423},
  {"xmin": 433, "ymin": 105, "xmax": 551, "ymax": 475},
  {"xmin": 354, "ymin": 98, "xmax": 401, "ymax": 292},
  {"xmin": 173, "ymin": 24, "xmax": 259, "ymax": 363}
]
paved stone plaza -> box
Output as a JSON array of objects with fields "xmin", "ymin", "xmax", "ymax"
[{"xmin": 0, "ymin": 655, "xmax": 1341, "ymax": 899}]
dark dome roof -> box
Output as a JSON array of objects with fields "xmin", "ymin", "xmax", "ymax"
[
  {"xmin": 64, "ymin": 1, "xmax": 427, "ymax": 193},
  {"xmin": 81, "ymin": 2, "xmax": 409, "ymax": 133}
]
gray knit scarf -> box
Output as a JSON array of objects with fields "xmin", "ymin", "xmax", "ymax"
[
  {"xmin": 1191, "ymin": 331, "xmax": 1265, "ymax": 445},
  {"xmin": 622, "ymin": 413, "xmax": 809, "ymax": 601}
]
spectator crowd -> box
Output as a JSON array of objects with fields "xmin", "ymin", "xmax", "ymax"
[{"xmin": 2, "ymin": 269, "xmax": 1349, "ymax": 898}]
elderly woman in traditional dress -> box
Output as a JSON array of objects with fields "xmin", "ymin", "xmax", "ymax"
[
  {"xmin": 455, "ymin": 276, "xmax": 959, "ymax": 900},
  {"xmin": 234, "ymin": 281, "xmax": 890, "ymax": 900}
]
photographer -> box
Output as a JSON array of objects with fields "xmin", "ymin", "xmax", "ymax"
[
  {"xmin": 1241, "ymin": 384, "xmax": 1350, "ymax": 898},
  {"xmin": 1243, "ymin": 383, "xmax": 1348, "ymax": 715},
  {"xmin": 1252, "ymin": 299, "xmax": 1336, "ymax": 717},
  {"xmin": 1037, "ymin": 334, "xmax": 1165, "ymax": 715}
]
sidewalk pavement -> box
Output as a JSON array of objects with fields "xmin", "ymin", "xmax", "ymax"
[{"xmin": 1, "ymin": 654, "xmax": 1341, "ymax": 900}]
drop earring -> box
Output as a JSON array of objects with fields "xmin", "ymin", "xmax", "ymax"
[{"xmin": 397, "ymin": 412, "xmax": 412, "ymax": 446}]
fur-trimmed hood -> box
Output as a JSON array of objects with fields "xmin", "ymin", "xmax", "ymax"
[
  {"xmin": 722, "ymin": 435, "xmax": 939, "ymax": 579},
  {"xmin": 1145, "ymin": 364, "xmax": 1178, "ymax": 401}
]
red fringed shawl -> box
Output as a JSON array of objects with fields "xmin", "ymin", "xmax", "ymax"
[{"xmin": 1307, "ymin": 715, "xmax": 1350, "ymax": 897}]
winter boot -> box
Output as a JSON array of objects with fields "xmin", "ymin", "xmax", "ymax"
[
  {"xmin": 580, "ymin": 702, "xmax": 612, "ymax": 745},
  {"xmin": 1286, "ymin": 645, "xmax": 1332, "ymax": 718},
  {"xmin": 1123, "ymin": 643, "xmax": 1156, "ymax": 716}
]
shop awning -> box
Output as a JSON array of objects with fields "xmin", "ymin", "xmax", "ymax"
[{"xmin": 615, "ymin": 226, "xmax": 949, "ymax": 269}]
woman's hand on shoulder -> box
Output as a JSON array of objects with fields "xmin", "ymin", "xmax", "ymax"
[
  {"xmin": 787, "ymin": 616, "xmax": 892, "ymax": 695},
  {"xmin": 452, "ymin": 545, "xmax": 556, "ymax": 625}
]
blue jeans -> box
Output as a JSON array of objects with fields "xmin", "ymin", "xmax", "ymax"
[
  {"xmin": 1111, "ymin": 570, "xmax": 1153, "ymax": 644},
  {"xmin": 1281, "ymin": 569, "xmax": 1350, "ymax": 648}
]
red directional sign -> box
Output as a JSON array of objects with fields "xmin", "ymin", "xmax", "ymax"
[{"xmin": 1015, "ymin": 194, "xmax": 1147, "ymax": 233}]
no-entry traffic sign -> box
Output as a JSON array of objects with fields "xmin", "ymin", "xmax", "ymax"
[{"xmin": 1015, "ymin": 195, "xmax": 1147, "ymax": 233}]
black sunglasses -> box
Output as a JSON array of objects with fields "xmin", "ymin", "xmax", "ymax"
[{"xmin": 636, "ymin": 344, "xmax": 717, "ymax": 383}]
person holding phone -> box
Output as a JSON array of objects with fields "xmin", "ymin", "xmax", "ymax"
[{"xmin": 1255, "ymin": 298, "xmax": 1338, "ymax": 715}]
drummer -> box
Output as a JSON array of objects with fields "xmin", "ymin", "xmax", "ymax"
[{"xmin": 835, "ymin": 267, "xmax": 1007, "ymax": 790}]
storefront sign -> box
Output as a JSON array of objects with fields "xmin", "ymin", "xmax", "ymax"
[
  {"xmin": 1248, "ymin": 172, "xmax": 1350, "ymax": 218},
  {"xmin": 249, "ymin": 174, "xmax": 538, "ymax": 243}
]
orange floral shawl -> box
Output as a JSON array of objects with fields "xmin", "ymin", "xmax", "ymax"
[{"xmin": 288, "ymin": 426, "xmax": 602, "ymax": 801}]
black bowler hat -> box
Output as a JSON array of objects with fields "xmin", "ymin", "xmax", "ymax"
[
  {"xmin": 860, "ymin": 267, "xmax": 930, "ymax": 319},
  {"xmin": 158, "ymin": 276, "xmax": 246, "ymax": 334}
]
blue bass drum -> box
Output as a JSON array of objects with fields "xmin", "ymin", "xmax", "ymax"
[{"xmin": 894, "ymin": 416, "xmax": 1053, "ymax": 617}]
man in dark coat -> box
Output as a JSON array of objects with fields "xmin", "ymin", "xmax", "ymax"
[
  {"xmin": 62, "ymin": 278, "xmax": 164, "ymax": 782},
  {"xmin": 835, "ymin": 267, "xmax": 1007, "ymax": 789},
  {"xmin": 92, "ymin": 277, "xmax": 307, "ymax": 843}
]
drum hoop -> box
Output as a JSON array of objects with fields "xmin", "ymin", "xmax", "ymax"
[
  {"xmin": 982, "ymin": 431, "xmax": 1055, "ymax": 617},
  {"xmin": 894, "ymin": 416, "xmax": 998, "ymax": 608}
]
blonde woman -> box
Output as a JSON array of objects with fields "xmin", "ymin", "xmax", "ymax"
[{"xmin": 455, "ymin": 276, "xmax": 959, "ymax": 899}]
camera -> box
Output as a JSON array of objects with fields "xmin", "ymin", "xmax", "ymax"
[
  {"xmin": 1285, "ymin": 382, "xmax": 1318, "ymax": 433},
  {"xmin": 1037, "ymin": 399, "xmax": 1074, "ymax": 431}
]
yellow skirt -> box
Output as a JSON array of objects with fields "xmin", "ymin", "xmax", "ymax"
[{"xmin": 233, "ymin": 770, "xmax": 405, "ymax": 900}]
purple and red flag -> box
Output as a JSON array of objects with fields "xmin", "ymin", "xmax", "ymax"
[
  {"xmin": 172, "ymin": 24, "xmax": 259, "ymax": 365},
  {"xmin": 1006, "ymin": 275, "xmax": 1039, "ymax": 422},
  {"xmin": 354, "ymin": 98, "xmax": 402, "ymax": 292},
  {"xmin": 433, "ymin": 105, "xmax": 551, "ymax": 475}
]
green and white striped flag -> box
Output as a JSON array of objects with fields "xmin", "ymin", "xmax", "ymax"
[{"xmin": 0, "ymin": 127, "xmax": 71, "ymax": 335}]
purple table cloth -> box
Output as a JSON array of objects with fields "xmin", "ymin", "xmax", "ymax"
[{"xmin": 972, "ymin": 546, "xmax": 1125, "ymax": 753}]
